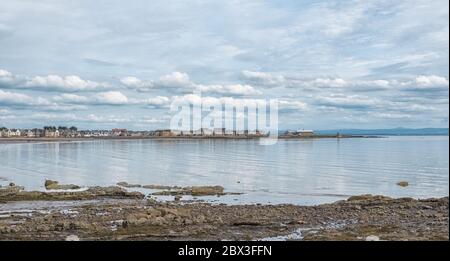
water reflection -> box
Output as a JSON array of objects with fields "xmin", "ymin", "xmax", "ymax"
[{"xmin": 0, "ymin": 136, "xmax": 448, "ymax": 205}]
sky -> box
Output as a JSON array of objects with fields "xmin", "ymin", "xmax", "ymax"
[{"xmin": 0, "ymin": 0, "xmax": 449, "ymax": 130}]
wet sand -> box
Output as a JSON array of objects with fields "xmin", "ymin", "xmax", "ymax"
[{"xmin": 0, "ymin": 184, "xmax": 447, "ymax": 241}]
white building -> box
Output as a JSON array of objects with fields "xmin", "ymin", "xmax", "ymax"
[
  {"xmin": 224, "ymin": 129, "xmax": 235, "ymax": 136},
  {"xmin": 201, "ymin": 128, "xmax": 213, "ymax": 136},
  {"xmin": 8, "ymin": 129, "xmax": 21, "ymax": 137},
  {"xmin": 213, "ymin": 128, "xmax": 225, "ymax": 136},
  {"xmin": 297, "ymin": 130, "xmax": 314, "ymax": 136}
]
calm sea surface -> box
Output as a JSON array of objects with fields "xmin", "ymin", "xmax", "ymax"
[{"xmin": 1, "ymin": 136, "xmax": 448, "ymax": 205}]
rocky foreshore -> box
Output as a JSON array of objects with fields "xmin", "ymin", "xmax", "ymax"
[{"xmin": 0, "ymin": 183, "xmax": 448, "ymax": 241}]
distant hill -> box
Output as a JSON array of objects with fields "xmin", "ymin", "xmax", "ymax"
[{"xmin": 314, "ymin": 128, "xmax": 449, "ymax": 136}]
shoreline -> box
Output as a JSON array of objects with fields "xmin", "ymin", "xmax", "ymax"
[
  {"xmin": 1, "ymin": 183, "xmax": 448, "ymax": 241},
  {"xmin": 0, "ymin": 134, "xmax": 376, "ymax": 144}
]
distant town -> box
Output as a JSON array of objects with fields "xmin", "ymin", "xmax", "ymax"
[{"xmin": 0, "ymin": 126, "xmax": 315, "ymax": 138}]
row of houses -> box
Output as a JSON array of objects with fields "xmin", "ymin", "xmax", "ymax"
[
  {"xmin": 0, "ymin": 127, "xmax": 107, "ymax": 138},
  {"xmin": 0, "ymin": 128, "xmax": 66, "ymax": 138},
  {"xmin": 152, "ymin": 128, "xmax": 266, "ymax": 137},
  {"xmin": 284, "ymin": 130, "xmax": 315, "ymax": 137},
  {"xmin": 1, "ymin": 127, "xmax": 314, "ymax": 138},
  {"xmin": 0, "ymin": 128, "xmax": 21, "ymax": 137},
  {"xmin": 0, "ymin": 127, "xmax": 148, "ymax": 138}
]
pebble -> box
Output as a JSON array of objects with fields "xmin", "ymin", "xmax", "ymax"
[
  {"xmin": 65, "ymin": 234, "xmax": 80, "ymax": 241},
  {"xmin": 365, "ymin": 235, "xmax": 380, "ymax": 241}
]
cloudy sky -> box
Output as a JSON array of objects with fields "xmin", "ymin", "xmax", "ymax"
[{"xmin": 0, "ymin": 0, "xmax": 448, "ymax": 130}]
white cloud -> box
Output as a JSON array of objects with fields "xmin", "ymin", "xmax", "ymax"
[
  {"xmin": 0, "ymin": 69, "xmax": 17, "ymax": 86},
  {"xmin": 54, "ymin": 92, "xmax": 172, "ymax": 107},
  {"xmin": 25, "ymin": 75, "xmax": 110, "ymax": 91},
  {"xmin": 93, "ymin": 91, "xmax": 129, "ymax": 105},
  {"xmin": 120, "ymin": 72, "xmax": 192, "ymax": 91},
  {"xmin": 1, "ymin": 69, "xmax": 111, "ymax": 92},
  {"xmin": 415, "ymin": 75, "xmax": 449, "ymax": 87},
  {"xmin": 54, "ymin": 91, "xmax": 129, "ymax": 105},
  {"xmin": 241, "ymin": 70, "xmax": 285, "ymax": 87},
  {"xmin": 0, "ymin": 69, "xmax": 12, "ymax": 78},
  {"xmin": 315, "ymin": 94, "xmax": 381, "ymax": 109},
  {"xmin": 157, "ymin": 72, "xmax": 192, "ymax": 88},
  {"xmin": 144, "ymin": 96, "xmax": 170, "ymax": 107},
  {"xmin": 313, "ymin": 78, "xmax": 347, "ymax": 88},
  {"xmin": 241, "ymin": 70, "xmax": 449, "ymax": 93},
  {"xmin": 0, "ymin": 89, "xmax": 38, "ymax": 106},
  {"xmin": 25, "ymin": 113, "xmax": 168, "ymax": 126},
  {"xmin": 54, "ymin": 93, "xmax": 89, "ymax": 103},
  {"xmin": 278, "ymin": 100, "xmax": 308, "ymax": 111},
  {"xmin": 121, "ymin": 72, "xmax": 264, "ymax": 96},
  {"xmin": 171, "ymin": 94, "xmax": 306, "ymax": 113},
  {"xmin": 0, "ymin": 89, "xmax": 87, "ymax": 111},
  {"xmin": 195, "ymin": 84, "xmax": 262, "ymax": 96},
  {"xmin": 120, "ymin": 76, "xmax": 153, "ymax": 92}
]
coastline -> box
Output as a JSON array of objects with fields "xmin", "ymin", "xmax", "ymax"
[
  {"xmin": 0, "ymin": 134, "xmax": 375, "ymax": 144},
  {"xmin": 1, "ymin": 183, "xmax": 448, "ymax": 241}
]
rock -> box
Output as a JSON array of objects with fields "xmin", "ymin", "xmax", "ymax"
[
  {"xmin": 87, "ymin": 186, "xmax": 126, "ymax": 195},
  {"xmin": 0, "ymin": 184, "xmax": 24, "ymax": 195},
  {"xmin": 44, "ymin": 180, "xmax": 58, "ymax": 189},
  {"xmin": 347, "ymin": 194, "xmax": 391, "ymax": 202},
  {"xmin": 45, "ymin": 180, "xmax": 80, "ymax": 190},
  {"xmin": 65, "ymin": 235, "xmax": 80, "ymax": 241},
  {"xmin": 193, "ymin": 215, "xmax": 206, "ymax": 224},
  {"xmin": 191, "ymin": 186, "xmax": 224, "ymax": 196},
  {"xmin": 142, "ymin": 184, "xmax": 180, "ymax": 190},
  {"xmin": 147, "ymin": 197, "xmax": 157, "ymax": 204},
  {"xmin": 147, "ymin": 208, "xmax": 162, "ymax": 217},
  {"xmin": 157, "ymin": 207, "xmax": 179, "ymax": 217},
  {"xmin": 116, "ymin": 182, "xmax": 142, "ymax": 188},
  {"xmin": 1, "ymin": 185, "xmax": 144, "ymax": 201},
  {"xmin": 396, "ymin": 181, "xmax": 409, "ymax": 187},
  {"xmin": 152, "ymin": 185, "xmax": 226, "ymax": 196},
  {"xmin": 151, "ymin": 216, "xmax": 166, "ymax": 226},
  {"xmin": 365, "ymin": 235, "xmax": 380, "ymax": 241},
  {"xmin": 174, "ymin": 195, "xmax": 182, "ymax": 201}
]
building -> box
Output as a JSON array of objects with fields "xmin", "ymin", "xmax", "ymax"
[
  {"xmin": 213, "ymin": 128, "xmax": 225, "ymax": 136},
  {"xmin": 26, "ymin": 129, "xmax": 35, "ymax": 137},
  {"xmin": 154, "ymin": 129, "xmax": 174, "ymax": 137},
  {"xmin": 192, "ymin": 129, "xmax": 202, "ymax": 136},
  {"xmin": 31, "ymin": 129, "xmax": 44, "ymax": 137},
  {"xmin": 58, "ymin": 128, "xmax": 79, "ymax": 138},
  {"xmin": 201, "ymin": 128, "xmax": 213, "ymax": 136},
  {"xmin": 224, "ymin": 129, "xmax": 235, "ymax": 136},
  {"xmin": 297, "ymin": 129, "xmax": 314, "ymax": 136},
  {"xmin": 284, "ymin": 129, "xmax": 314, "ymax": 137},
  {"xmin": 112, "ymin": 128, "xmax": 128, "ymax": 136},
  {"xmin": 180, "ymin": 130, "xmax": 193, "ymax": 136},
  {"xmin": 0, "ymin": 128, "xmax": 7, "ymax": 137},
  {"xmin": 236, "ymin": 130, "xmax": 245, "ymax": 136},
  {"xmin": 9, "ymin": 129, "xmax": 21, "ymax": 137},
  {"xmin": 44, "ymin": 129, "xmax": 59, "ymax": 138}
]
